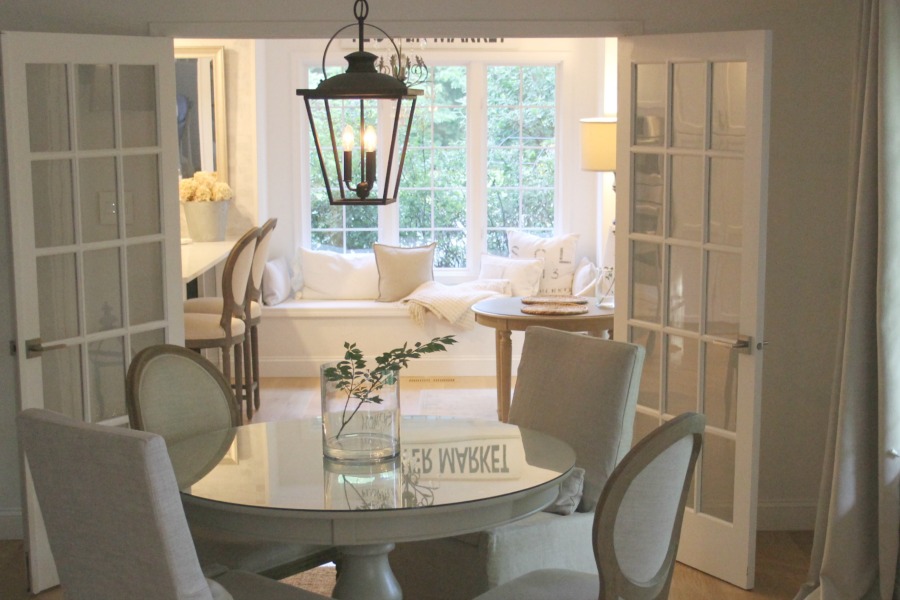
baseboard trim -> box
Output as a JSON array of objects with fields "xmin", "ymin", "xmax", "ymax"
[
  {"xmin": 0, "ymin": 508, "xmax": 23, "ymax": 539},
  {"xmin": 261, "ymin": 355, "xmax": 520, "ymax": 378},
  {"xmin": 756, "ymin": 499, "xmax": 817, "ymax": 531}
]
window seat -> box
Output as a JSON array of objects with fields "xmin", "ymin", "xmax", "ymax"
[{"xmin": 258, "ymin": 299, "xmax": 524, "ymax": 378}]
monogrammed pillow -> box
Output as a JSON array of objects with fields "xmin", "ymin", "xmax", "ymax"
[{"xmin": 507, "ymin": 231, "xmax": 580, "ymax": 295}]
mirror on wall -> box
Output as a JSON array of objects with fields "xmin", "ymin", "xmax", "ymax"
[{"xmin": 174, "ymin": 46, "xmax": 228, "ymax": 181}]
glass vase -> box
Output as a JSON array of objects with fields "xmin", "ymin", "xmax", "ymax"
[
  {"xmin": 323, "ymin": 456, "xmax": 401, "ymax": 510},
  {"xmin": 320, "ymin": 362, "xmax": 401, "ymax": 462}
]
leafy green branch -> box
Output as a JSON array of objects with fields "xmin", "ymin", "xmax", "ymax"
[{"xmin": 323, "ymin": 335, "xmax": 457, "ymax": 438}]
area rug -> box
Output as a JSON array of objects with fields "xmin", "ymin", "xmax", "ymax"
[
  {"xmin": 282, "ymin": 565, "xmax": 336, "ymax": 596},
  {"xmin": 417, "ymin": 388, "xmax": 499, "ymax": 420}
]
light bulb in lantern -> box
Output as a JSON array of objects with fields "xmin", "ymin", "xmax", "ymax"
[
  {"xmin": 342, "ymin": 125, "xmax": 354, "ymax": 183},
  {"xmin": 364, "ymin": 126, "xmax": 377, "ymax": 151},
  {"xmin": 364, "ymin": 125, "xmax": 377, "ymax": 186}
]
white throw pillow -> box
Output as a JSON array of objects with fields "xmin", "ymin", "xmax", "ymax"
[
  {"xmin": 294, "ymin": 248, "xmax": 379, "ymax": 300},
  {"xmin": 572, "ymin": 256, "xmax": 599, "ymax": 298},
  {"xmin": 478, "ymin": 254, "xmax": 544, "ymax": 297},
  {"xmin": 261, "ymin": 257, "xmax": 292, "ymax": 306},
  {"xmin": 373, "ymin": 243, "xmax": 436, "ymax": 302},
  {"xmin": 507, "ymin": 230, "xmax": 580, "ymax": 295}
]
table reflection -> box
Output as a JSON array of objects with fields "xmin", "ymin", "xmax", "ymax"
[{"xmin": 172, "ymin": 416, "xmax": 570, "ymax": 513}]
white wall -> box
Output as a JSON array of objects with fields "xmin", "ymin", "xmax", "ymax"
[
  {"xmin": 0, "ymin": 0, "xmax": 860, "ymax": 534},
  {"xmin": 174, "ymin": 38, "xmax": 260, "ymax": 240}
]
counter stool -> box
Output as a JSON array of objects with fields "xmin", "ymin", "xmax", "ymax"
[
  {"xmin": 246, "ymin": 218, "xmax": 277, "ymax": 412},
  {"xmin": 184, "ymin": 220, "xmax": 276, "ymax": 417},
  {"xmin": 183, "ymin": 226, "xmax": 258, "ymax": 421}
]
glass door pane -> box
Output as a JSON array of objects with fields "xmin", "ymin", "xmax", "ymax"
[
  {"xmin": 22, "ymin": 60, "xmax": 172, "ymax": 424},
  {"xmin": 627, "ymin": 58, "xmax": 750, "ymax": 527}
]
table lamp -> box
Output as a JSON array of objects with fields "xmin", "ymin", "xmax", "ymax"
[
  {"xmin": 580, "ymin": 117, "xmax": 617, "ymax": 174},
  {"xmin": 581, "ymin": 117, "xmax": 617, "ymax": 307}
]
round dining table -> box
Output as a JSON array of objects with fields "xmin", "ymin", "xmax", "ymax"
[{"xmin": 169, "ymin": 415, "xmax": 575, "ymax": 600}]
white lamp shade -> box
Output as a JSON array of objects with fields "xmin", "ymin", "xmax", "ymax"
[{"xmin": 581, "ymin": 117, "xmax": 617, "ymax": 172}]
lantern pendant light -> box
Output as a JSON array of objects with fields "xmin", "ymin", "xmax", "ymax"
[{"xmin": 297, "ymin": 0, "xmax": 424, "ymax": 206}]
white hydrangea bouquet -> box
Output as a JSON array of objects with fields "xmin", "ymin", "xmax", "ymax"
[{"xmin": 179, "ymin": 171, "xmax": 233, "ymax": 202}]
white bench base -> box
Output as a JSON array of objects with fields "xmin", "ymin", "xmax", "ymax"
[{"xmin": 258, "ymin": 300, "xmax": 524, "ymax": 378}]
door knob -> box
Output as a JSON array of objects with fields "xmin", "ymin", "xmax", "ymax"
[
  {"xmin": 710, "ymin": 334, "xmax": 753, "ymax": 354},
  {"xmin": 25, "ymin": 337, "xmax": 68, "ymax": 359}
]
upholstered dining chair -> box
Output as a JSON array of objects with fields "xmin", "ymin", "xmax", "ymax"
[
  {"xmin": 389, "ymin": 326, "xmax": 646, "ymax": 599},
  {"xmin": 185, "ymin": 219, "xmax": 277, "ymax": 415},
  {"xmin": 16, "ymin": 408, "xmax": 330, "ymax": 600},
  {"xmin": 126, "ymin": 343, "xmax": 337, "ymax": 580},
  {"xmin": 473, "ymin": 412, "xmax": 706, "ymax": 600},
  {"xmin": 183, "ymin": 226, "xmax": 257, "ymax": 421}
]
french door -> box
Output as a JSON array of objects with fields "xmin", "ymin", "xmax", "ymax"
[
  {"xmin": 2, "ymin": 31, "xmax": 182, "ymax": 591},
  {"xmin": 616, "ymin": 31, "xmax": 771, "ymax": 589}
]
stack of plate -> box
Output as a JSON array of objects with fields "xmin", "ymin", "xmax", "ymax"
[{"xmin": 520, "ymin": 295, "xmax": 589, "ymax": 315}]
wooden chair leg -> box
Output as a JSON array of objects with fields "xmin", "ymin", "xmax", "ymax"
[{"xmin": 251, "ymin": 324, "xmax": 261, "ymax": 410}]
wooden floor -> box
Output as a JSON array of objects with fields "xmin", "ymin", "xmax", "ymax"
[{"xmin": 0, "ymin": 376, "xmax": 814, "ymax": 599}]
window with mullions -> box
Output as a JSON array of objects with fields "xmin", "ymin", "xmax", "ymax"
[
  {"xmin": 400, "ymin": 66, "xmax": 468, "ymax": 268},
  {"xmin": 306, "ymin": 62, "xmax": 558, "ymax": 267},
  {"xmin": 485, "ymin": 65, "xmax": 557, "ymax": 255}
]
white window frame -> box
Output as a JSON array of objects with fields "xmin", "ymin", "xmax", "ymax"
[{"xmin": 295, "ymin": 40, "xmax": 604, "ymax": 283}]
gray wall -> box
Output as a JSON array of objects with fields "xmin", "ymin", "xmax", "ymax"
[{"xmin": 0, "ymin": 0, "xmax": 859, "ymax": 535}]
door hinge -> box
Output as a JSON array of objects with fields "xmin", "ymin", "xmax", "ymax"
[{"xmin": 9, "ymin": 340, "xmax": 16, "ymax": 356}]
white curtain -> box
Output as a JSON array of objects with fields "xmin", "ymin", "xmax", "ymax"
[{"xmin": 795, "ymin": 1, "xmax": 900, "ymax": 599}]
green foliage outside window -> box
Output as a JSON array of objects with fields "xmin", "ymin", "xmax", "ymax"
[
  {"xmin": 306, "ymin": 63, "xmax": 557, "ymax": 264},
  {"xmin": 486, "ymin": 65, "xmax": 557, "ymax": 255},
  {"xmin": 400, "ymin": 65, "xmax": 468, "ymax": 268}
]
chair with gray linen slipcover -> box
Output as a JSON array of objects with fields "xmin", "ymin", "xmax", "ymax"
[
  {"xmin": 389, "ymin": 326, "xmax": 646, "ymax": 599},
  {"xmin": 474, "ymin": 412, "xmax": 705, "ymax": 600},
  {"xmin": 126, "ymin": 343, "xmax": 336, "ymax": 580},
  {"xmin": 16, "ymin": 408, "xmax": 330, "ymax": 600}
]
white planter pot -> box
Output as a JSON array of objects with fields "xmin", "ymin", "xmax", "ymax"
[{"xmin": 183, "ymin": 200, "xmax": 229, "ymax": 242}]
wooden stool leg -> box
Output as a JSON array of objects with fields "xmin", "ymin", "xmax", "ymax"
[
  {"xmin": 234, "ymin": 342, "xmax": 247, "ymax": 423},
  {"xmin": 251, "ymin": 324, "xmax": 261, "ymax": 410},
  {"xmin": 242, "ymin": 334, "xmax": 253, "ymax": 420}
]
